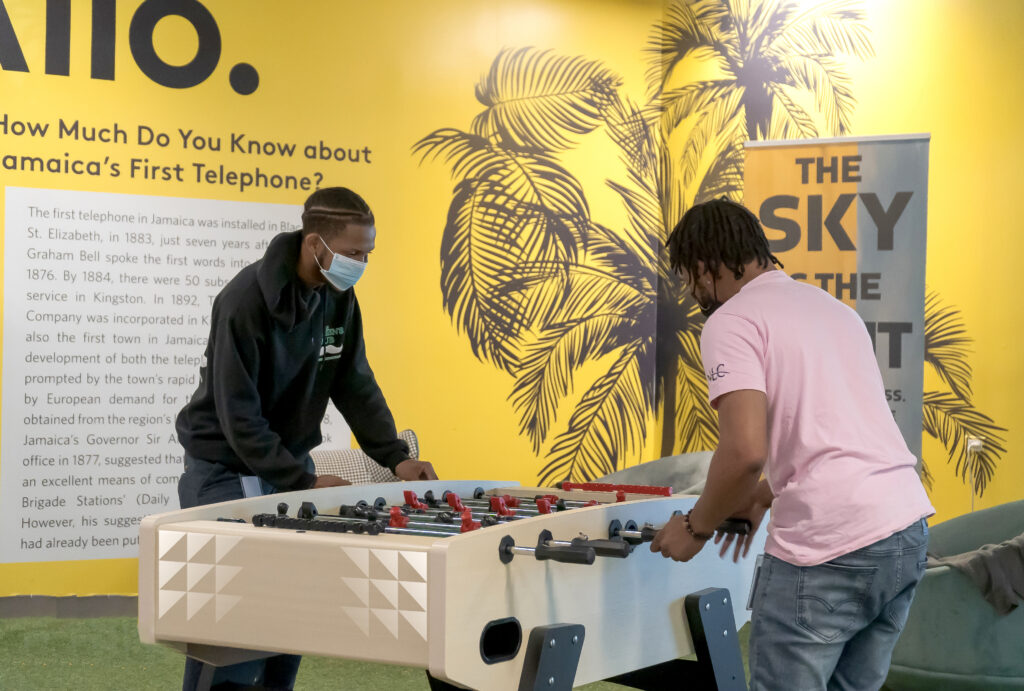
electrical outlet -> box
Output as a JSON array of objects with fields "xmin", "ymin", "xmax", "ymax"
[{"xmin": 967, "ymin": 437, "xmax": 984, "ymax": 454}]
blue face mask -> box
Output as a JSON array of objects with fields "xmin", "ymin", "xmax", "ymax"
[{"xmin": 315, "ymin": 235, "xmax": 366, "ymax": 292}]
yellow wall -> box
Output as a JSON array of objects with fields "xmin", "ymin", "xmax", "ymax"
[
  {"xmin": 1, "ymin": 0, "xmax": 1021, "ymax": 595},
  {"xmin": 848, "ymin": 0, "xmax": 1023, "ymax": 521}
]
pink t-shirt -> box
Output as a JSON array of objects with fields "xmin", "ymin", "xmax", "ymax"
[{"xmin": 701, "ymin": 270, "xmax": 934, "ymax": 566}]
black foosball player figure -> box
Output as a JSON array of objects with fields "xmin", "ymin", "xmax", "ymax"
[{"xmin": 174, "ymin": 186, "xmax": 437, "ymax": 691}]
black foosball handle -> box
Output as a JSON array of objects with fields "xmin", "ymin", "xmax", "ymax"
[
  {"xmin": 609, "ymin": 516, "xmax": 754, "ymax": 545},
  {"xmin": 499, "ymin": 533, "xmax": 595, "ymax": 565},
  {"xmin": 570, "ymin": 537, "xmax": 633, "ymax": 558},
  {"xmin": 717, "ymin": 518, "xmax": 752, "ymax": 535},
  {"xmin": 535, "ymin": 530, "xmax": 595, "ymax": 565},
  {"xmin": 535, "ymin": 543, "xmax": 596, "ymax": 565},
  {"xmin": 639, "ymin": 519, "xmax": 751, "ymax": 540}
]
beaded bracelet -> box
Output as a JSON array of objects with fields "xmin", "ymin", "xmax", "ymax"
[{"xmin": 684, "ymin": 510, "xmax": 715, "ymax": 541}]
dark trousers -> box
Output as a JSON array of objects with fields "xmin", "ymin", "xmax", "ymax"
[{"xmin": 178, "ymin": 454, "xmax": 309, "ymax": 691}]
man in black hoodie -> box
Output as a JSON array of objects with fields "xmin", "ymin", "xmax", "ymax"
[{"xmin": 175, "ymin": 186, "xmax": 436, "ymax": 690}]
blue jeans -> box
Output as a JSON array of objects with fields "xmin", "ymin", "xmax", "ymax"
[
  {"xmin": 748, "ymin": 519, "xmax": 928, "ymax": 691},
  {"xmin": 177, "ymin": 453, "xmax": 311, "ymax": 691}
]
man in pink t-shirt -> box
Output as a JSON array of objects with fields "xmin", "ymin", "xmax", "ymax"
[{"xmin": 651, "ymin": 199, "xmax": 933, "ymax": 690}]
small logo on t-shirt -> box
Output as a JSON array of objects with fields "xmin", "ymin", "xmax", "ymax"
[{"xmin": 706, "ymin": 363, "xmax": 729, "ymax": 382}]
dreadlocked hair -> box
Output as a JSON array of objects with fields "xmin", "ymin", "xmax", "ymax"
[
  {"xmin": 301, "ymin": 187, "xmax": 374, "ymax": 239},
  {"xmin": 667, "ymin": 198, "xmax": 783, "ymax": 283}
]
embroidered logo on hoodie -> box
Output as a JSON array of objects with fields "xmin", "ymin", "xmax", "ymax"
[{"xmin": 320, "ymin": 325, "xmax": 344, "ymax": 362}]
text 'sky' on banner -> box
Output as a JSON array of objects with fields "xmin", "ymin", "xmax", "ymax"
[{"xmin": 743, "ymin": 134, "xmax": 930, "ymax": 458}]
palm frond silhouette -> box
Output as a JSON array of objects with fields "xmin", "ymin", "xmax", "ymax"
[
  {"xmin": 417, "ymin": 2, "xmax": 1006, "ymax": 490},
  {"xmin": 922, "ymin": 291, "xmax": 1006, "ymax": 495},
  {"xmin": 650, "ymin": 0, "xmax": 873, "ymax": 139},
  {"xmin": 416, "ymin": 45, "xmax": 662, "ymax": 482}
]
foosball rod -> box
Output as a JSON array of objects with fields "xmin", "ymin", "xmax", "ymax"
[
  {"xmin": 418, "ymin": 490, "xmax": 555, "ymax": 515},
  {"xmin": 429, "ymin": 491, "xmax": 599, "ymax": 517},
  {"xmin": 499, "ymin": 530, "xmax": 596, "ymax": 565},
  {"xmin": 340, "ymin": 496, "xmax": 533, "ymax": 523},
  {"xmin": 450, "ymin": 490, "xmax": 603, "ymax": 510},
  {"xmin": 609, "ymin": 517, "xmax": 752, "ymax": 545},
  {"xmin": 356, "ymin": 503, "xmax": 534, "ymax": 524},
  {"xmin": 321, "ymin": 511, "xmax": 499, "ymax": 535},
  {"xmin": 320, "ymin": 513, "xmax": 631, "ymax": 556},
  {"xmin": 262, "ymin": 502, "xmax": 481, "ymax": 536},
  {"xmin": 350, "ymin": 507, "xmax": 634, "ymax": 557},
  {"xmin": 416, "ymin": 489, "xmax": 603, "ymax": 513},
  {"xmin": 409, "ymin": 489, "xmax": 634, "ymax": 519},
  {"xmin": 349, "ymin": 492, "xmax": 539, "ymax": 518}
]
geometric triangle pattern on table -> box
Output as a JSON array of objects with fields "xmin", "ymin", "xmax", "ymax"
[
  {"xmin": 338, "ymin": 546, "xmax": 429, "ymax": 641},
  {"xmin": 159, "ymin": 531, "xmax": 250, "ymax": 625},
  {"xmin": 157, "ymin": 531, "xmax": 430, "ymax": 644}
]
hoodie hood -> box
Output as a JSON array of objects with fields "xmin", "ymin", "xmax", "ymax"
[{"xmin": 256, "ymin": 230, "xmax": 320, "ymax": 331}]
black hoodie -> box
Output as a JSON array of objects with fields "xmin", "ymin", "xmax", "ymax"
[{"xmin": 175, "ymin": 230, "xmax": 408, "ymax": 490}]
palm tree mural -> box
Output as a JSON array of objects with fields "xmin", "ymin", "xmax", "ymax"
[
  {"xmin": 647, "ymin": 0, "xmax": 876, "ymax": 460},
  {"xmin": 416, "ymin": 0, "xmax": 1007, "ymax": 493},
  {"xmin": 922, "ymin": 291, "xmax": 1006, "ymax": 495},
  {"xmin": 649, "ymin": 0, "xmax": 872, "ymax": 210},
  {"xmin": 415, "ymin": 48, "xmax": 663, "ymax": 484}
]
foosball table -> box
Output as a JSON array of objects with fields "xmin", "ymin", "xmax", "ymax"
[{"xmin": 138, "ymin": 481, "xmax": 765, "ymax": 690}]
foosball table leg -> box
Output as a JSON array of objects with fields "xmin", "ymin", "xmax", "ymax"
[
  {"xmin": 683, "ymin": 588, "xmax": 746, "ymax": 691},
  {"xmin": 185, "ymin": 644, "xmax": 277, "ymax": 691},
  {"xmin": 605, "ymin": 587, "xmax": 747, "ymax": 691},
  {"xmin": 426, "ymin": 670, "xmax": 466, "ymax": 690},
  {"xmin": 427, "ymin": 623, "xmax": 585, "ymax": 691},
  {"xmin": 195, "ymin": 662, "xmax": 216, "ymax": 691},
  {"xmin": 518, "ymin": 623, "xmax": 586, "ymax": 691}
]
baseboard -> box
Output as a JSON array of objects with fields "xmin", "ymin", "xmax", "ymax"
[{"xmin": 0, "ymin": 595, "xmax": 137, "ymax": 618}]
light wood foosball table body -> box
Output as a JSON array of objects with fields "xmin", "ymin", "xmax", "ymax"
[{"xmin": 138, "ymin": 480, "xmax": 765, "ymax": 689}]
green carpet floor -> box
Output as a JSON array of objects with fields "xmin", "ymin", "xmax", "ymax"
[{"xmin": 0, "ymin": 616, "xmax": 751, "ymax": 690}]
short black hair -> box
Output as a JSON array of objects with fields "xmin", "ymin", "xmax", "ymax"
[
  {"xmin": 301, "ymin": 187, "xmax": 374, "ymax": 239},
  {"xmin": 667, "ymin": 198, "xmax": 782, "ymax": 282}
]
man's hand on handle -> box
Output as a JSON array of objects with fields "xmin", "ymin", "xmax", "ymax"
[
  {"xmin": 313, "ymin": 474, "xmax": 352, "ymax": 488},
  {"xmin": 650, "ymin": 513, "xmax": 708, "ymax": 562},
  {"xmin": 310, "ymin": 459, "xmax": 438, "ymax": 487},
  {"xmin": 395, "ymin": 459, "xmax": 438, "ymax": 481}
]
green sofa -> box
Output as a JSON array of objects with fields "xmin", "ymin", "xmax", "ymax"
[{"xmin": 884, "ymin": 499, "xmax": 1024, "ymax": 690}]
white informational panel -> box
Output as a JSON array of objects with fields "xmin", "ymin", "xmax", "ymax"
[{"xmin": 1, "ymin": 187, "xmax": 351, "ymax": 563}]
